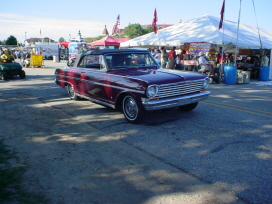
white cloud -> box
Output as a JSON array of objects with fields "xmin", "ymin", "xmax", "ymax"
[{"xmin": 0, "ymin": 13, "xmax": 106, "ymax": 42}]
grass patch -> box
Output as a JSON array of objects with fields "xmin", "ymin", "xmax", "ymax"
[{"xmin": 0, "ymin": 139, "xmax": 49, "ymax": 204}]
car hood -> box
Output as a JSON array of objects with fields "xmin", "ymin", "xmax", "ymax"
[{"xmin": 109, "ymin": 68, "xmax": 206, "ymax": 85}]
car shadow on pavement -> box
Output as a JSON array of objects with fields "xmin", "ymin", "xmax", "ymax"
[
  {"xmin": 0, "ymin": 86, "xmax": 245, "ymax": 204},
  {"xmin": 2, "ymin": 74, "xmax": 271, "ymax": 203}
]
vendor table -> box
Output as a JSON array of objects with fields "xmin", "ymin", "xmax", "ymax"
[
  {"xmin": 237, "ymin": 63, "xmax": 260, "ymax": 79},
  {"xmin": 178, "ymin": 60, "xmax": 198, "ymax": 71}
]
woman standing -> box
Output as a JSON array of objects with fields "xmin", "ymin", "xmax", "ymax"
[
  {"xmin": 154, "ymin": 49, "xmax": 161, "ymax": 66},
  {"xmin": 160, "ymin": 47, "xmax": 168, "ymax": 68}
]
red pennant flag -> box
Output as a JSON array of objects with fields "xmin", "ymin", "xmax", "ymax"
[
  {"xmin": 152, "ymin": 8, "xmax": 157, "ymax": 34},
  {"xmin": 112, "ymin": 15, "xmax": 120, "ymax": 35},
  {"xmin": 218, "ymin": 0, "xmax": 225, "ymax": 30}
]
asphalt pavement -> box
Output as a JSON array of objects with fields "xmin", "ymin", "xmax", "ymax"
[
  {"xmin": 3, "ymin": 59, "xmax": 272, "ymax": 204},
  {"xmin": 1, "ymin": 63, "xmax": 248, "ymax": 204}
]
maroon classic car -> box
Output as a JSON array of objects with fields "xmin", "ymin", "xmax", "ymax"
[{"xmin": 55, "ymin": 49, "xmax": 210, "ymax": 123}]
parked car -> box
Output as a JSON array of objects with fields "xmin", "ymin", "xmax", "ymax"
[
  {"xmin": 0, "ymin": 62, "xmax": 26, "ymax": 80},
  {"xmin": 55, "ymin": 49, "xmax": 210, "ymax": 123}
]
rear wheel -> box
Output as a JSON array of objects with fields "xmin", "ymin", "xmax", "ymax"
[
  {"xmin": 178, "ymin": 102, "xmax": 198, "ymax": 111},
  {"xmin": 122, "ymin": 95, "xmax": 143, "ymax": 123},
  {"xmin": 1, "ymin": 71, "xmax": 9, "ymax": 80},
  {"xmin": 19, "ymin": 70, "xmax": 26, "ymax": 79},
  {"xmin": 66, "ymin": 84, "xmax": 80, "ymax": 100}
]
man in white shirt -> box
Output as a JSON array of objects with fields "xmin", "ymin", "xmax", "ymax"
[
  {"xmin": 262, "ymin": 54, "xmax": 269, "ymax": 67},
  {"xmin": 198, "ymin": 52, "xmax": 210, "ymax": 73},
  {"xmin": 154, "ymin": 49, "xmax": 161, "ymax": 65},
  {"xmin": 198, "ymin": 52, "xmax": 209, "ymax": 64}
]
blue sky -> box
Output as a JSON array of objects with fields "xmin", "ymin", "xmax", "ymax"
[{"xmin": 1, "ymin": 0, "xmax": 271, "ymax": 43}]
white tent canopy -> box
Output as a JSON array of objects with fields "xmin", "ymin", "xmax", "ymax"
[{"xmin": 120, "ymin": 15, "xmax": 272, "ymax": 49}]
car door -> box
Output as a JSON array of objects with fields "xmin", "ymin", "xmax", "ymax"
[{"xmin": 77, "ymin": 54, "xmax": 112, "ymax": 104}]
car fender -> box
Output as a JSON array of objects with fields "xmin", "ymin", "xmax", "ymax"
[{"xmin": 115, "ymin": 90, "xmax": 144, "ymax": 110}]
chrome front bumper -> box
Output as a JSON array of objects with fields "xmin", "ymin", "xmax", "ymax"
[{"xmin": 142, "ymin": 91, "xmax": 210, "ymax": 111}]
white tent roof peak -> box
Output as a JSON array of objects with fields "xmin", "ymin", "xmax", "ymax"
[{"xmin": 120, "ymin": 15, "xmax": 272, "ymax": 49}]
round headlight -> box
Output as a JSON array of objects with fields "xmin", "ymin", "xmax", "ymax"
[
  {"xmin": 202, "ymin": 77, "xmax": 210, "ymax": 89},
  {"xmin": 146, "ymin": 85, "xmax": 159, "ymax": 97}
]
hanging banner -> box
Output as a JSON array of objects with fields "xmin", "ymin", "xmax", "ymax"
[
  {"xmin": 189, "ymin": 42, "xmax": 211, "ymax": 55},
  {"xmin": 184, "ymin": 43, "xmax": 190, "ymax": 51}
]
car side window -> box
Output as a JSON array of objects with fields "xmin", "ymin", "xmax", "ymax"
[
  {"xmin": 78, "ymin": 56, "xmax": 87, "ymax": 68},
  {"xmin": 78, "ymin": 55, "xmax": 106, "ymax": 70},
  {"xmin": 105, "ymin": 53, "xmax": 157, "ymax": 69}
]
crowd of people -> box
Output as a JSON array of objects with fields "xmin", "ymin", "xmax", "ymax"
[
  {"xmin": 147, "ymin": 46, "xmax": 270, "ymax": 75},
  {"xmin": 148, "ymin": 46, "xmax": 229, "ymax": 71},
  {"xmin": 148, "ymin": 46, "xmax": 179, "ymax": 69},
  {"xmin": 0, "ymin": 47, "xmax": 34, "ymax": 64}
]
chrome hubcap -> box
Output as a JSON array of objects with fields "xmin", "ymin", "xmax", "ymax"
[
  {"xmin": 68, "ymin": 85, "xmax": 75, "ymax": 97},
  {"xmin": 125, "ymin": 97, "xmax": 137, "ymax": 119}
]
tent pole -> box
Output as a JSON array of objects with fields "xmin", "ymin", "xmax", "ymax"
[
  {"xmin": 220, "ymin": 0, "xmax": 226, "ymax": 74},
  {"xmin": 269, "ymin": 49, "xmax": 272, "ymax": 81},
  {"xmin": 221, "ymin": 15, "xmax": 225, "ymax": 73},
  {"xmin": 234, "ymin": 0, "xmax": 242, "ymax": 66}
]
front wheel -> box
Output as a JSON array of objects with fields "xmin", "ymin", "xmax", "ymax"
[
  {"xmin": 178, "ymin": 102, "xmax": 198, "ymax": 111},
  {"xmin": 66, "ymin": 84, "xmax": 80, "ymax": 100},
  {"xmin": 122, "ymin": 95, "xmax": 143, "ymax": 123}
]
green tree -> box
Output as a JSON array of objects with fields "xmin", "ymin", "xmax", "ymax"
[
  {"xmin": 6, "ymin": 35, "xmax": 17, "ymax": 45},
  {"xmin": 93, "ymin": 35, "xmax": 104, "ymax": 41},
  {"xmin": 84, "ymin": 37, "xmax": 93, "ymax": 43},
  {"xmin": 112, "ymin": 34, "xmax": 126, "ymax": 38},
  {"xmin": 84, "ymin": 36, "xmax": 104, "ymax": 43},
  {"xmin": 143, "ymin": 26, "xmax": 153, "ymax": 34},
  {"xmin": 124, "ymin": 24, "xmax": 146, "ymax": 38},
  {"xmin": 59, "ymin": 37, "xmax": 65, "ymax": 42},
  {"xmin": 32, "ymin": 38, "xmax": 39, "ymax": 43}
]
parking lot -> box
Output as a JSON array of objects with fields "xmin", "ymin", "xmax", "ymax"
[{"xmin": 0, "ymin": 60, "xmax": 272, "ymax": 204}]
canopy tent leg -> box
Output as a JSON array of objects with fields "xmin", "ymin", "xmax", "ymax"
[{"xmin": 269, "ymin": 49, "xmax": 272, "ymax": 81}]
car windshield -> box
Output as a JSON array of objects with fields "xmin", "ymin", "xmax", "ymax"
[{"xmin": 105, "ymin": 53, "xmax": 158, "ymax": 70}]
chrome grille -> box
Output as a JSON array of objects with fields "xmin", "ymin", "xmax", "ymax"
[{"xmin": 159, "ymin": 81, "xmax": 203, "ymax": 98}]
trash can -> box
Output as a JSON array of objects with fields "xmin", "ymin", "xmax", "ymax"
[
  {"xmin": 224, "ymin": 66, "xmax": 237, "ymax": 85},
  {"xmin": 259, "ymin": 66, "xmax": 270, "ymax": 81},
  {"xmin": 53, "ymin": 55, "xmax": 59, "ymax": 63}
]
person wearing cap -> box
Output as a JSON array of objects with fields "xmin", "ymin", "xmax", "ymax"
[
  {"xmin": 1, "ymin": 49, "xmax": 15, "ymax": 63},
  {"xmin": 198, "ymin": 52, "xmax": 209, "ymax": 65},
  {"xmin": 198, "ymin": 52, "xmax": 211, "ymax": 73}
]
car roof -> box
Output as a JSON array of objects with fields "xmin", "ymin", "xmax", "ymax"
[
  {"xmin": 86, "ymin": 49, "xmax": 150, "ymax": 55},
  {"xmin": 73, "ymin": 49, "xmax": 152, "ymax": 67}
]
